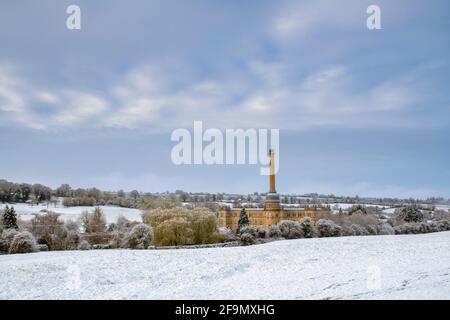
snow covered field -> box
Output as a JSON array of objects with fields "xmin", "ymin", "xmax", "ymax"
[
  {"xmin": 1, "ymin": 231, "xmax": 450, "ymax": 299},
  {"xmin": 0, "ymin": 202, "xmax": 142, "ymax": 223}
]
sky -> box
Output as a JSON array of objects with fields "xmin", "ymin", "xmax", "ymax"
[{"xmin": 0, "ymin": 0, "xmax": 449, "ymax": 198}]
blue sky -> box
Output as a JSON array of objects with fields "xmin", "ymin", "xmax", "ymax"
[{"xmin": 0, "ymin": 0, "xmax": 449, "ymax": 198}]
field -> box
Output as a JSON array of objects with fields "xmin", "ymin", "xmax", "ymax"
[
  {"xmin": 1, "ymin": 231, "xmax": 450, "ymax": 299},
  {"xmin": 0, "ymin": 202, "xmax": 142, "ymax": 223}
]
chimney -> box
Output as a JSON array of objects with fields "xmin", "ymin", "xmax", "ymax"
[{"xmin": 269, "ymin": 149, "xmax": 276, "ymax": 193}]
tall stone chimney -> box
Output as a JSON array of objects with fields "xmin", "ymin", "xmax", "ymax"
[{"xmin": 269, "ymin": 149, "xmax": 276, "ymax": 193}]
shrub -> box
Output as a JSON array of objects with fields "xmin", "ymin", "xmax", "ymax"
[
  {"xmin": 123, "ymin": 223, "xmax": 154, "ymax": 249},
  {"xmin": 239, "ymin": 225, "xmax": 256, "ymax": 237},
  {"xmin": 365, "ymin": 225, "xmax": 378, "ymax": 235},
  {"xmin": 316, "ymin": 219, "xmax": 342, "ymax": 237},
  {"xmin": 116, "ymin": 215, "xmax": 134, "ymax": 233},
  {"xmin": 298, "ymin": 218, "xmax": 316, "ymax": 238},
  {"xmin": 277, "ymin": 220, "xmax": 303, "ymax": 239},
  {"xmin": 0, "ymin": 239, "xmax": 7, "ymax": 252},
  {"xmin": 107, "ymin": 216, "xmax": 136, "ymax": 248},
  {"xmin": 108, "ymin": 232, "xmax": 122, "ymax": 249},
  {"xmin": 1, "ymin": 228, "xmax": 19, "ymax": 249},
  {"xmin": 427, "ymin": 221, "xmax": 441, "ymax": 233},
  {"xmin": 377, "ymin": 223, "xmax": 395, "ymax": 235},
  {"xmin": 239, "ymin": 231, "xmax": 256, "ymax": 246},
  {"xmin": 394, "ymin": 222, "xmax": 430, "ymax": 235},
  {"xmin": 433, "ymin": 210, "xmax": 450, "ymax": 221},
  {"xmin": 78, "ymin": 240, "xmax": 91, "ymax": 250},
  {"xmin": 268, "ymin": 225, "xmax": 281, "ymax": 238},
  {"xmin": 256, "ymin": 226, "xmax": 266, "ymax": 239},
  {"xmin": 54, "ymin": 227, "xmax": 80, "ymax": 250},
  {"xmin": 208, "ymin": 232, "xmax": 229, "ymax": 243},
  {"xmin": 347, "ymin": 224, "xmax": 369, "ymax": 236},
  {"xmin": 436, "ymin": 220, "xmax": 450, "ymax": 231},
  {"xmin": 9, "ymin": 231, "xmax": 37, "ymax": 254},
  {"xmin": 30, "ymin": 212, "xmax": 80, "ymax": 250},
  {"xmin": 217, "ymin": 227, "xmax": 235, "ymax": 241}
]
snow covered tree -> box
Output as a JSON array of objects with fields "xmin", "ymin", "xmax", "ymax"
[
  {"xmin": 398, "ymin": 205, "xmax": 424, "ymax": 223},
  {"xmin": 277, "ymin": 220, "xmax": 303, "ymax": 239},
  {"xmin": 239, "ymin": 232, "xmax": 256, "ymax": 246},
  {"xmin": 239, "ymin": 226, "xmax": 256, "ymax": 245},
  {"xmin": 30, "ymin": 212, "xmax": 80, "ymax": 250},
  {"xmin": 316, "ymin": 219, "xmax": 342, "ymax": 237},
  {"xmin": 237, "ymin": 208, "xmax": 249, "ymax": 233},
  {"xmin": 268, "ymin": 225, "xmax": 281, "ymax": 238},
  {"xmin": 348, "ymin": 224, "xmax": 369, "ymax": 236},
  {"xmin": 436, "ymin": 220, "xmax": 450, "ymax": 231},
  {"xmin": 239, "ymin": 225, "xmax": 256, "ymax": 237},
  {"xmin": 2, "ymin": 206, "xmax": 18, "ymax": 230},
  {"xmin": 123, "ymin": 223, "xmax": 154, "ymax": 249},
  {"xmin": 348, "ymin": 205, "xmax": 368, "ymax": 215},
  {"xmin": 81, "ymin": 207, "xmax": 106, "ymax": 233},
  {"xmin": 8, "ymin": 231, "xmax": 37, "ymax": 254},
  {"xmin": 377, "ymin": 223, "xmax": 395, "ymax": 235},
  {"xmin": 299, "ymin": 218, "xmax": 315, "ymax": 238}
]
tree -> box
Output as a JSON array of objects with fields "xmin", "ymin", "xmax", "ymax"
[
  {"xmin": 30, "ymin": 212, "xmax": 75, "ymax": 250},
  {"xmin": 123, "ymin": 223, "xmax": 153, "ymax": 249},
  {"xmin": 32, "ymin": 184, "xmax": 52, "ymax": 204},
  {"xmin": 277, "ymin": 220, "xmax": 303, "ymax": 239},
  {"xmin": 316, "ymin": 219, "xmax": 342, "ymax": 237},
  {"xmin": 130, "ymin": 190, "xmax": 140, "ymax": 201},
  {"xmin": 145, "ymin": 207, "xmax": 220, "ymax": 246},
  {"xmin": 180, "ymin": 192, "xmax": 189, "ymax": 202},
  {"xmin": 399, "ymin": 205, "xmax": 424, "ymax": 223},
  {"xmin": 81, "ymin": 207, "xmax": 106, "ymax": 234},
  {"xmin": 237, "ymin": 208, "xmax": 249, "ymax": 233},
  {"xmin": 56, "ymin": 184, "xmax": 72, "ymax": 197},
  {"xmin": 348, "ymin": 205, "xmax": 368, "ymax": 215},
  {"xmin": 299, "ymin": 218, "xmax": 315, "ymax": 238},
  {"xmin": 80, "ymin": 207, "xmax": 107, "ymax": 244},
  {"xmin": 2, "ymin": 206, "xmax": 18, "ymax": 230}
]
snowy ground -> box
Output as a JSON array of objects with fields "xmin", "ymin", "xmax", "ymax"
[
  {"xmin": 1, "ymin": 231, "xmax": 450, "ymax": 299},
  {"xmin": 0, "ymin": 202, "xmax": 142, "ymax": 223}
]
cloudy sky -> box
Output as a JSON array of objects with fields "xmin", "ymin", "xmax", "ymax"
[{"xmin": 0, "ymin": 0, "xmax": 449, "ymax": 198}]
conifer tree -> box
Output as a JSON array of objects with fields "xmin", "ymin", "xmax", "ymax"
[
  {"xmin": 2, "ymin": 205, "xmax": 18, "ymax": 230},
  {"xmin": 237, "ymin": 208, "xmax": 249, "ymax": 233}
]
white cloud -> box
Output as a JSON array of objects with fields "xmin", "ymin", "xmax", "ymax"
[
  {"xmin": 272, "ymin": 1, "xmax": 363, "ymax": 40},
  {"xmin": 0, "ymin": 59, "xmax": 433, "ymax": 132},
  {"xmin": 34, "ymin": 91, "xmax": 59, "ymax": 104},
  {"xmin": 104, "ymin": 98, "xmax": 163, "ymax": 128},
  {"xmin": 53, "ymin": 91, "xmax": 109, "ymax": 126}
]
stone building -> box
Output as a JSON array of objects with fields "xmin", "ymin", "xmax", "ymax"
[{"xmin": 218, "ymin": 150, "xmax": 331, "ymax": 230}]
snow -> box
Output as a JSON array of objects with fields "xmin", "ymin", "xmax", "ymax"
[
  {"xmin": 435, "ymin": 204, "xmax": 450, "ymax": 211},
  {"xmin": 382, "ymin": 208, "xmax": 397, "ymax": 214},
  {"xmin": 0, "ymin": 202, "xmax": 142, "ymax": 223},
  {"xmin": 328, "ymin": 203, "xmax": 392, "ymax": 214},
  {"xmin": 1, "ymin": 231, "xmax": 450, "ymax": 299}
]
